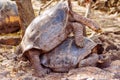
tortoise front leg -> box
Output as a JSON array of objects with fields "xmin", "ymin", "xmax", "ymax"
[
  {"xmin": 28, "ymin": 49, "xmax": 50, "ymax": 77},
  {"xmin": 71, "ymin": 22, "xmax": 84, "ymax": 48},
  {"xmin": 78, "ymin": 53, "xmax": 99, "ymax": 67}
]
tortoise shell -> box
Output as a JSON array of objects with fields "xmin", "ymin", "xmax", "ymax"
[
  {"xmin": 0, "ymin": 0, "xmax": 20, "ymax": 34},
  {"xmin": 40, "ymin": 37, "xmax": 97, "ymax": 72},
  {"xmin": 20, "ymin": 1, "xmax": 69, "ymax": 54}
]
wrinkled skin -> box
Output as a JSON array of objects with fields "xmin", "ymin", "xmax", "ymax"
[
  {"xmin": 40, "ymin": 37, "xmax": 101, "ymax": 72},
  {"xmin": 19, "ymin": 0, "xmax": 102, "ymax": 77}
]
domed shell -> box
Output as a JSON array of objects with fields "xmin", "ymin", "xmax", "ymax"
[
  {"xmin": 40, "ymin": 37, "xmax": 97, "ymax": 72},
  {"xmin": 20, "ymin": 1, "xmax": 69, "ymax": 54},
  {"xmin": 0, "ymin": 0, "xmax": 20, "ymax": 34}
]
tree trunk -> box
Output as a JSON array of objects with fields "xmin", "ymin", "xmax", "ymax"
[{"xmin": 15, "ymin": 0, "xmax": 35, "ymax": 36}]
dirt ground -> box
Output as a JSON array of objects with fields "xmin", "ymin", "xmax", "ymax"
[{"xmin": 0, "ymin": 1, "xmax": 120, "ymax": 80}]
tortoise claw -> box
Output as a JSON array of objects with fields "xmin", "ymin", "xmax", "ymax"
[
  {"xmin": 79, "ymin": 41, "xmax": 84, "ymax": 48},
  {"xmin": 44, "ymin": 68, "xmax": 51, "ymax": 74},
  {"xmin": 76, "ymin": 39, "xmax": 84, "ymax": 48}
]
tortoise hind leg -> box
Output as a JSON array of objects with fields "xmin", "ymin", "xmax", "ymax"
[
  {"xmin": 70, "ymin": 11, "xmax": 101, "ymax": 33},
  {"xmin": 28, "ymin": 49, "xmax": 50, "ymax": 77}
]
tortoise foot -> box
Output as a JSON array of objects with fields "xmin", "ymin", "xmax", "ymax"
[
  {"xmin": 43, "ymin": 68, "xmax": 51, "ymax": 74},
  {"xmin": 78, "ymin": 40, "xmax": 84, "ymax": 48},
  {"xmin": 34, "ymin": 68, "xmax": 51, "ymax": 77}
]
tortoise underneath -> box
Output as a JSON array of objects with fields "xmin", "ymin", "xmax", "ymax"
[
  {"xmin": 21, "ymin": 37, "xmax": 103, "ymax": 77},
  {"xmin": 40, "ymin": 37, "xmax": 103, "ymax": 73}
]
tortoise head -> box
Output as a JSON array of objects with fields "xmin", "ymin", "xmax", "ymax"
[{"xmin": 91, "ymin": 44, "xmax": 104, "ymax": 54}]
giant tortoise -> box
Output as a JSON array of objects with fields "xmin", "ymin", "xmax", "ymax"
[
  {"xmin": 18, "ymin": 0, "xmax": 102, "ymax": 77},
  {"xmin": 0, "ymin": 0, "xmax": 20, "ymax": 34},
  {"xmin": 20, "ymin": 37, "xmax": 103, "ymax": 77},
  {"xmin": 40, "ymin": 37, "xmax": 103, "ymax": 73}
]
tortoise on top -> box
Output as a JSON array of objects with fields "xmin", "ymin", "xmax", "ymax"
[{"xmin": 18, "ymin": 0, "xmax": 102, "ymax": 77}]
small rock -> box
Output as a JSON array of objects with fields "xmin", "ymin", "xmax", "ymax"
[
  {"xmin": 0, "ymin": 55, "xmax": 6, "ymax": 62},
  {"xmin": 0, "ymin": 71, "xmax": 10, "ymax": 77}
]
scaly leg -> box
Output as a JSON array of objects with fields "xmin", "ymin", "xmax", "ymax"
[
  {"xmin": 71, "ymin": 22, "xmax": 84, "ymax": 48},
  {"xmin": 69, "ymin": 11, "xmax": 101, "ymax": 33},
  {"xmin": 28, "ymin": 49, "xmax": 50, "ymax": 77}
]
